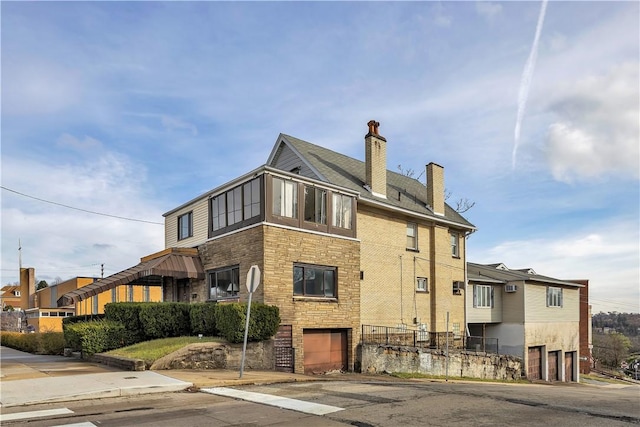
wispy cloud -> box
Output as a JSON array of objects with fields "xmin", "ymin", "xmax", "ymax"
[
  {"xmin": 513, "ymin": 0, "xmax": 548, "ymax": 170},
  {"xmin": 475, "ymin": 2, "xmax": 502, "ymax": 22}
]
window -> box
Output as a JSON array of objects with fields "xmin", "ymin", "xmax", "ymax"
[
  {"xmin": 243, "ymin": 178, "xmax": 261, "ymax": 220},
  {"xmin": 474, "ymin": 285, "xmax": 493, "ymax": 308},
  {"xmin": 92, "ymin": 296, "xmax": 98, "ymax": 314},
  {"xmin": 332, "ymin": 193, "xmax": 352, "ymax": 229},
  {"xmin": 407, "ymin": 223, "xmax": 418, "ymax": 250},
  {"xmin": 451, "ymin": 232, "xmax": 459, "ymax": 257},
  {"xmin": 212, "ymin": 195, "xmax": 227, "ymax": 231},
  {"xmin": 452, "ymin": 322, "xmax": 461, "ymax": 339},
  {"xmin": 212, "ymin": 177, "xmax": 262, "ymax": 232},
  {"xmin": 143, "ymin": 285, "xmax": 150, "ymax": 302},
  {"xmin": 128, "ymin": 285, "xmax": 134, "ymax": 302},
  {"xmin": 273, "ymin": 177, "xmax": 298, "ymax": 218},
  {"xmin": 304, "ymin": 186, "xmax": 327, "ymax": 224},
  {"xmin": 227, "ymin": 186, "xmax": 243, "ymax": 226},
  {"xmin": 14, "ymin": 290, "xmax": 20, "ymax": 297},
  {"xmin": 209, "ymin": 266, "xmax": 240, "ymax": 300},
  {"xmin": 417, "ymin": 277, "xmax": 428, "ymax": 292},
  {"xmin": 293, "ymin": 264, "xmax": 336, "ymax": 297},
  {"xmin": 178, "ymin": 211, "xmax": 193, "ymax": 240},
  {"xmin": 547, "ymin": 287, "xmax": 563, "ymax": 307},
  {"xmin": 111, "ymin": 287, "xmax": 117, "ymax": 303}
]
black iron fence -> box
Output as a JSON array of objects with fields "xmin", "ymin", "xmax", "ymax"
[{"xmin": 361, "ymin": 325, "xmax": 499, "ymax": 355}]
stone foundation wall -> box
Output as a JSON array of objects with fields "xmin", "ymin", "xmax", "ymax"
[
  {"xmin": 150, "ymin": 340, "xmax": 274, "ymax": 370},
  {"xmin": 358, "ymin": 344, "xmax": 522, "ymax": 381}
]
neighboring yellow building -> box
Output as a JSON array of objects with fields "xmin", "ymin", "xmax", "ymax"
[
  {"xmin": 0, "ymin": 285, "xmax": 22, "ymax": 311},
  {"xmin": 21, "ymin": 269, "xmax": 162, "ymax": 332}
]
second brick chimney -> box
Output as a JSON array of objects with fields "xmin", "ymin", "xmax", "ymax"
[
  {"xmin": 365, "ymin": 120, "xmax": 387, "ymax": 198},
  {"xmin": 426, "ymin": 162, "xmax": 445, "ymax": 216}
]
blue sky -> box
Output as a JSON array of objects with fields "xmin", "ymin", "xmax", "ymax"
[{"xmin": 2, "ymin": 1, "xmax": 638, "ymax": 314}]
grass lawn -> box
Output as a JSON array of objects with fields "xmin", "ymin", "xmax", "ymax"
[{"xmin": 106, "ymin": 336, "xmax": 222, "ymax": 366}]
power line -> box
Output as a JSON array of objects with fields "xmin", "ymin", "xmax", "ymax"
[{"xmin": 1, "ymin": 186, "xmax": 163, "ymax": 225}]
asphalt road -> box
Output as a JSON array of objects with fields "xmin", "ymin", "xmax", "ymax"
[{"xmin": 3, "ymin": 378, "xmax": 639, "ymax": 426}]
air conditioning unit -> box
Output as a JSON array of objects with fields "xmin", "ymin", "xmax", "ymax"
[
  {"xmin": 453, "ymin": 281, "xmax": 464, "ymax": 295},
  {"xmin": 505, "ymin": 284, "xmax": 518, "ymax": 293}
]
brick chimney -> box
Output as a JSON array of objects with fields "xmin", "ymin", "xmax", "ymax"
[
  {"xmin": 426, "ymin": 162, "xmax": 445, "ymax": 216},
  {"xmin": 365, "ymin": 120, "xmax": 387, "ymax": 198}
]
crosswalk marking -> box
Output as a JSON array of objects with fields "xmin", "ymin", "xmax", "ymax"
[
  {"xmin": 201, "ymin": 387, "xmax": 344, "ymax": 415},
  {"xmin": 0, "ymin": 407, "xmax": 74, "ymax": 422},
  {"xmin": 52, "ymin": 423, "xmax": 96, "ymax": 427}
]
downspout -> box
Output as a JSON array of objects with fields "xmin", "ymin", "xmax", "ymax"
[
  {"xmin": 464, "ymin": 228, "xmax": 476, "ymax": 338},
  {"xmin": 399, "ymin": 254, "xmax": 403, "ymax": 325}
]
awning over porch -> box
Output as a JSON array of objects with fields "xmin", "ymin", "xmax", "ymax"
[{"xmin": 57, "ymin": 249, "xmax": 205, "ymax": 306}]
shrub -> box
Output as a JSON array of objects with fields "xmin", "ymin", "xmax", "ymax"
[
  {"xmin": 189, "ymin": 303, "xmax": 218, "ymax": 336},
  {"xmin": 0, "ymin": 331, "xmax": 65, "ymax": 355},
  {"xmin": 215, "ymin": 302, "xmax": 280, "ymax": 343},
  {"xmin": 62, "ymin": 314, "xmax": 105, "ymax": 326},
  {"xmin": 104, "ymin": 302, "xmax": 147, "ymax": 343},
  {"xmin": 63, "ymin": 320, "xmax": 131, "ymax": 355},
  {"xmin": 139, "ymin": 302, "xmax": 191, "ymax": 339}
]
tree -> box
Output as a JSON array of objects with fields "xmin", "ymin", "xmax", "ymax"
[
  {"xmin": 36, "ymin": 280, "xmax": 48, "ymax": 290},
  {"xmin": 397, "ymin": 164, "xmax": 475, "ymax": 214},
  {"xmin": 593, "ymin": 332, "xmax": 631, "ymax": 368}
]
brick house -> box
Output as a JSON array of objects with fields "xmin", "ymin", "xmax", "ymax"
[
  {"xmin": 161, "ymin": 121, "xmax": 475, "ymax": 374},
  {"xmin": 466, "ymin": 262, "xmax": 583, "ymax": 382}
]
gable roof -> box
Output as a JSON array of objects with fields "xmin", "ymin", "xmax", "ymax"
[
  {"xmin": 467, "ymin": 262, "xmax": 583, "ymax": 287},
  {"xmin": 268, "ymin": 134, "xmax": 475, "ymax": 230}
]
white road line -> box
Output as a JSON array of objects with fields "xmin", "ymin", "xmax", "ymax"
[
  {"xmin": 202, "ymin": 387, "xmax": 344, "ymax": 416},
  {"xmin": 52, "ymin": 423, "xmax": 96, "ymax": 427},
  {"xmin": 0, "ymin": 407, "xmax": 74, "ymax": 422}
]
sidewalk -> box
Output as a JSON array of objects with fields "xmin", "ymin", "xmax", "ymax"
[{"xmin": 0, "ymin": 346, "xmax": 317, "ymax": 408}]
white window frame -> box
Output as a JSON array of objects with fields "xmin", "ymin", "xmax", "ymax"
[
  {"xmin": 417, "ymin": 277, "xmax": 428, "ymax": 292},
  {"xmin": 451, "ymin": 232, "xmax": 459, "ymax": 257},
  {"xmin": 407, "ymin": 223, "xmax": 418, "ymax": 250},
  {"xmin": 474, "ymin": 284, "xmax": 493, "ymax": 308},
  {"xmin": 547, "ymin": 286, "xmax": 563, "ymax": 307}
]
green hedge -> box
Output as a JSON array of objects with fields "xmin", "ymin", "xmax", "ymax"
[
  {"xmin": 139, "ymin": 302, "xmax": 191, "ymax": 339},
  {"xmin": 104, "ymin": 302, "xmax": 147, "ymax": 342},
  {"xmin": 63, "ymin": 320, "xmax": 132, "ymax": 355},
  {"xmin": 62, "ymin": 314, "xmax": 105, "ymax": 326},
  {"xmin": 189, "ymin": 303, "xmax": 218, "ymax": 336},
  {"xmin": 215, "ymin": 302, "xmax": 280, "ymax": 343},
  {"xmin": 0, "ymin": 331, "xmax": 65, "ymax": 355}
]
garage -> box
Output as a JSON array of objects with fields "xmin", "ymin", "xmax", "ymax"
[
  {"xmin": 527, "ymin": 346, "xmax": 542, "ymax": 380},
  {"xmin": 548, "ymin": 350, "xmax": 559, "ymax": 381},
  {"xmin": 303, "ymin": 329, "xmax": 347, "ymax": 374},
  {"xmin": 564, "ymin": 352, "xmax": 575, "ymax": 382}
]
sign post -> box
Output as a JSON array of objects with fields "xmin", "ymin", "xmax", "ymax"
[{"xmin": 239, "ymin": 265, "xmax": 261, "ymax": 379}]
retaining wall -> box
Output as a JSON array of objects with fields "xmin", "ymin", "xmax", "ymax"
[{"xmin": 358, "ymin": 344, "xmax": 522, "ymax": 381}]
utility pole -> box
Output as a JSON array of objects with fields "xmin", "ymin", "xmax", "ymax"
[
  {"xmin": 18, "ymin": 239, "xmax": 22, "ymax": 270},
  {"xmin": 101, "ymin": 263, "xmax": 104, "ymax": 279}
]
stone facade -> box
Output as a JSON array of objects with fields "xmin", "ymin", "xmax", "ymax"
[{"xmin": 197, "ymin": 223, "xmax": 361, "ymax": 374}]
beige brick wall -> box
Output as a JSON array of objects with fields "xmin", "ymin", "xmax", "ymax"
[
  {"xmin": 198, "ymin": 224, "xmax": 361, "ymax": 374},
  {"xmin": 358, "ymin": 204, "xmax": 465, "ymax": 333}
]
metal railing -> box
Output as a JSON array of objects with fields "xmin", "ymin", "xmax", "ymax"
[{"xmin": 361, "ymin": 325, "xmax": 499, "ymax": 355}]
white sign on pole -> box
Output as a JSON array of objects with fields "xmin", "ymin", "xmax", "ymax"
[
  {"xmin": 246, "ymin": 265, "xmax": 261, "ymax": 293},
  {"xmin": 240, "ymin": 265, "xmax": 261, "ymax": 379}
]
